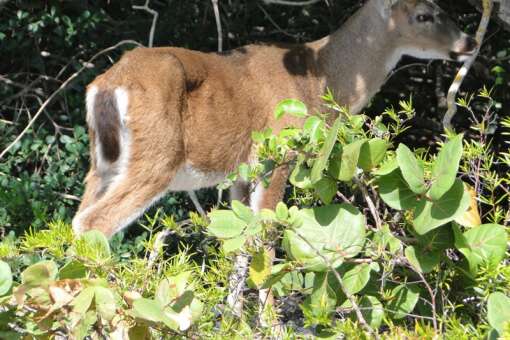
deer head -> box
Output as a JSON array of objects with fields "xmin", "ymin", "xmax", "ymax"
[{"xmin": 381, "ymin": 0, "xmax": 477, "ymax": 62}]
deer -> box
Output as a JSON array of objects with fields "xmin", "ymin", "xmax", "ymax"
[{"xmin": 72, "ymin": 0, "xmax": 476, "ymax": 320}]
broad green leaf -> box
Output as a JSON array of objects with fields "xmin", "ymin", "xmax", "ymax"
[
  {"xmin": 311, "ymin": 118, "xmax": 342, "ymax": 183},
  {"xmin": 237, "ymin": 163, "xmax": 250, "ymax": 181},
  {"xmin": 275, "ymin": 202, "xmax": 289, "ymax": 221},
  {"xmin": 156, "ymin": 272, "xmax": 190, "ymax": 307},
  {"xmin": 94, "ymin": 286, "xmax": 117, "ymax": 321},
  {"xmin": 289, "ymin": 158, "xmax": 313, "ymax": 189},
  {"xmin": 372, "ymin": 224, "xmax": 402, "ymax": 254},
  {"xmin": 231, "ymin": 200, "xmax": 254, "ymax": 223},
  {"xmin": 59, "ymin": 260, "xmax": 87, "ymax": 280},
  {"xmin": 71, "ymin": 287, "xmax": 96, "ymax": 315},
  {"xmin": 329, "ymin": 139, "xmax": 366, "ymax": 182},
  {"xmin": 429, "ymin": 134, "xmax": 463, "ymax": 200},
  {"xmin": 314, "ymin": 177, "xmax": 337, "ymax": 204},
  {"xmin": 341, "ymin": 263, "xmax": 371, "ymax": 295},
  {"xmin": 359, "ymin": 295, "xmax": 384, "ymax": 329},
  {"xmin": 303, "ymin": 272, "xmax": 336, "ymax": 319},
  {"xmin": 21, "ymin": 260, "xmax": 58, "ymax": 287},
  {"xmin": 303, "ymin": 116, "xmax": 324, "ymax": 144},
  {"xmin": 378, "ymin": 169, "xmax": 420, "ymax": 210},
  {"xmin": 413, "ymin": 179, "xmax": 470, "ymax": 235},
  {"xmin": 0, "ymin": 261, "xmax": 12, "ymax": 296},
  {"xmin": 396, "ymin": 144, "xmax": 426, "ymax": 194},
  {"xmin": 456, "ymin": 224, "xmax": 507, "ymax": 274},
  {"xmin": 274, "ymin": 99, "xmax": 308, "ymax": 119},
  {"xmin": 387, "ymin": 284, "xmax": 420, "ymax": 319},
  {"xmin": 222, "ymin": 235, "xmax": 246, "ymax": 254},
  {"xmin": 405, "ymin": 245, "xmax": 440, "ymax": 273},
  {"xmin": 72, "ymin": 310, "xmax": 97, "ymax": 340},
  {"xmin": 487, "ymin": 292, "xmax": 510, "ymax": 335},
  {"xmin": 261, "ymin": 263, "xmax": 293, "ymax": 290},
  {"xmin": 282, "ymin": 204, "xmax": 366, "ymax": 271},
  {"xmin": 208, "ymin": 210, "xmax": 246, "ymax": 238},
  {"xmin": 358, "ymin": 138, "xmax": 388, "ymax": 171},
  {"xmin": 373, "ymin": 157, "xmax": 398, "ymax": 176},
  {"xmin": 132, "ymin": 298, "xmax": 164, "ymax": 323},
  {"xmin": 249, "ymin": 249, "xmax": 272, "ymax": 288}
]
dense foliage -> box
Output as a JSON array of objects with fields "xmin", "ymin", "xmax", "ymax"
[{"xmin": 0, "ymin": 0, "xmax": 509, "ymax": 338}]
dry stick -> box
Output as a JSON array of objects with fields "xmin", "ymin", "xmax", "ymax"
[
  {"xmin": 293, "ymin": 229, "xmax": 379, "ymax": 338},
  {"xmin": 0, "ymin": 40, "xmax": 142, "ymax": 160},
  {"xmin": 354, "ymin": 177, "xmax": 383, "ymax": 230},
  {"xmin": 443, "ymin": 0, "xmax": 493, "ymax": 129},
  {"xmin": 133, "ymin": 0, "xmax": 159, "ymax": 48},
  {"xmin": 262, "ymin": 0, "xmax": 322, "ymax": 6},
  {"xmin": 211, "ymin": 0, "xmax": 223, "ymax": 52}
]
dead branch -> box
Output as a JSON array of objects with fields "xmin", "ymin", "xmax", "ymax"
[
  {"xmin": 211, "ymin": 0, "xmax": 223, "ymax": 52},
  {"xmin": 0, "ymin": 40, "xmax": 142, "ymax": 160},
  {"xmin": 133, "ymin": 0, "xmax": 159, "ymax": 48},
  {"xmin": 443, "ymin": 0, "xmax": 493, "ymax": 129}
]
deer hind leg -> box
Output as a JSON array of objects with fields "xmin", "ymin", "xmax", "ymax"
[
  {"xmin": 250, "ymin": 165, "xmax": 289, "ymax": 327},
  {"xmin": 73, "ymin": 84, "xmax": 185, "ymax": 238}
]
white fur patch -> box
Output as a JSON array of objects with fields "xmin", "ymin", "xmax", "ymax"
[
  {"xmin": 168, "ymin": 164, "xmax": 225, "ymax": 192},
  {"xmin": 85, "ymin": 86, "xmax": 98, "ymax": 126},
  {"xmin": 114, "ymin": 87, "xmax": 129, "ymax": 125},
  {"xmin": 386, "ymin": 47, "xmax": 449, "ymax": 72}
]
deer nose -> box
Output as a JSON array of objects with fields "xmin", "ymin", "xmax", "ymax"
[{"xmin": 464, "ymin": 36, "xmax": 478, "ymax": 53}]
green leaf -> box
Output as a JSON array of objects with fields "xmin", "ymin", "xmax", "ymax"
[
  {"xmin": 237, "ymin": 163, "xmax": 250, "ymax": 181},
  {"xmin": 455, "ymin": 224, "xmax": 507, "ymax": 274},
  {"xmin": 359, "ymin": 295, "xmax": 384, "ymax": 329},
  {"xmin": 222, "ymin": 235, "xmax": 246, "ymax": 254},
  {"xmin": 208, "ymin": 210, "xmax": 246, "ymax": 239},
  {"xmin": 275, "ymin": 202, "xmax": 289, "ymax": 221},
  {"xmin": 413, "ymin": 179, "xmax": 470, "ymax": 235},
  {"xmin": 132, "ymin": 298, "xmax": 164, "ymax": 323},
  {"xmin": 290, "ymin": 158, "xmax": 313, "ymax": 189},
  {"xmin": 358, "ymin": 138, "xmax": 388, "ymax": 171},
  {"xmin": 341, "ymin": 263, "xmax": 371, "ymax": 295},
  {"xmin": 156, "ymin": 272, "xmax": 190, "ymax": 307},
  {"xmin": 71, "ymin": 287, "xmax": 96, "ymax": 315},
  {"xmin": 231, "ymin": 200, "xmax": 254, "ymax": 223},
  {"xmin": 0, "ymin": 261, "xmax": 12, "ymax": 296},
  {"xmin": 282, "ymin": 204, "xmax": 366, "ymax": 271},
  {"xmin": 59, "ymin": 260, "xmax": 87, "ymax": 280},
  {"xmin": 329, "ymin": 139, "xmax": 366, "ymax": 182},
  {"xmin": 314, "ymin": 177, "xmax": 337, "ymax": 204},
  {"xmin": 311, "ymin": 118, "xmax": 342, "ymax": 183},
  {"xmin": 249, "ymin": 249, "xmax": 272, "ymax": 288},
  {"xmin": 387, "ymin": 284, "xmax": 420, "ymax": 319},
  {"xmin": 487, "ymin": 292, "xmax": 510, "ymax": 335},
  {"xmin": 303, "ymin": 116, "xmax": 324, "ymax": 144},
  {"xmin": 303, "ymin": 272, "xmax": 337, "ymax": 320},
  {"xmin": 274, "ymin": 99, "xmax": 308, "ymax": 119},
  {"xmin": 94, "ymin": 287, "xmax": 117, "ymax": 321},
  {"xmin": 378, "ymin": 169, "xmax": 420, "ymax": 210},
  {"xmin": 396, "ymin": 144, "xmax": 426, "ymax": 194},
  {"xmin": 21, "ymin": 260, "xmax": 58, "ymax": 287},
  {"xmin": 429, "ymin": 135, "xmax": 463, "ymax": 200},
  {"xmin": 405, "ymin": 246, "xmax": 440, "ymax": 273}
]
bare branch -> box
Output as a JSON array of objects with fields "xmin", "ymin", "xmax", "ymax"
[
  {"xmin": 133, "ymin": 0, "xmax": 159, "ymax": 48},
  {"xmin": 262, "ymin": 0, "xmax": 322, "ymax": 6},
  {"xmin": 211, "ymin": 0, "xmax": 223, "ymax": 52},
  {"xmin": 443, "ymin": 0, "xmax": 493, "ymax": 129},
  {"xmin": 0, "ymin": 40, "xmax": 142, "ymax": 160}
]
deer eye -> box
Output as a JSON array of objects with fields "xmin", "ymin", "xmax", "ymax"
[{"xmin": 416, "ymin": 14, "xmax": 434, "ymax": 23}]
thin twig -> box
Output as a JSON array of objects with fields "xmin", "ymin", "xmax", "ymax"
[
  {"xmin": 443, "ymin": 0, "xmax": 493, "ymax": 129},
  {"xmin": 262, "ymin": 0, "xmax": 322, "ymax": 6},
  {"xmin": 354, "ymin": 177, "xmax": 383, "ymax": 230},
  {"xmin": 133, "ymin": 0, "xmax": 159, "ymax": 48},
  {"xmin": 211, "ymin": 0, "xmax": 223, "ymax": 52},
  {"xmin": 0, "ymin": 40, "xmax": 142, "ymax": 160}
]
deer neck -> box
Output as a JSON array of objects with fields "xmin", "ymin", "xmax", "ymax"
[{"xmin": 308, "ymin": 0, "xmax": 402, "ymax": 114}]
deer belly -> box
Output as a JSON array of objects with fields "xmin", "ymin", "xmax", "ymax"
[{"xmin": 167, "ymin": 163, "xmax": 226, "ymax": 192}]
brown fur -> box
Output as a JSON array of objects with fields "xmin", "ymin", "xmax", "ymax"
[{"xmin": 73, "ymin": 0, "xmax": 476, "ymax": 237}]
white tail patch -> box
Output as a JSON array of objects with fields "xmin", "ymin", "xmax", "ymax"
[
  {"xmin": 85, "ymin": 86, "xmax": 98, "ymax": 126},
  {"xmin": 114, "ymin": 87, "xmax": 129, "ymax": 126}
]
